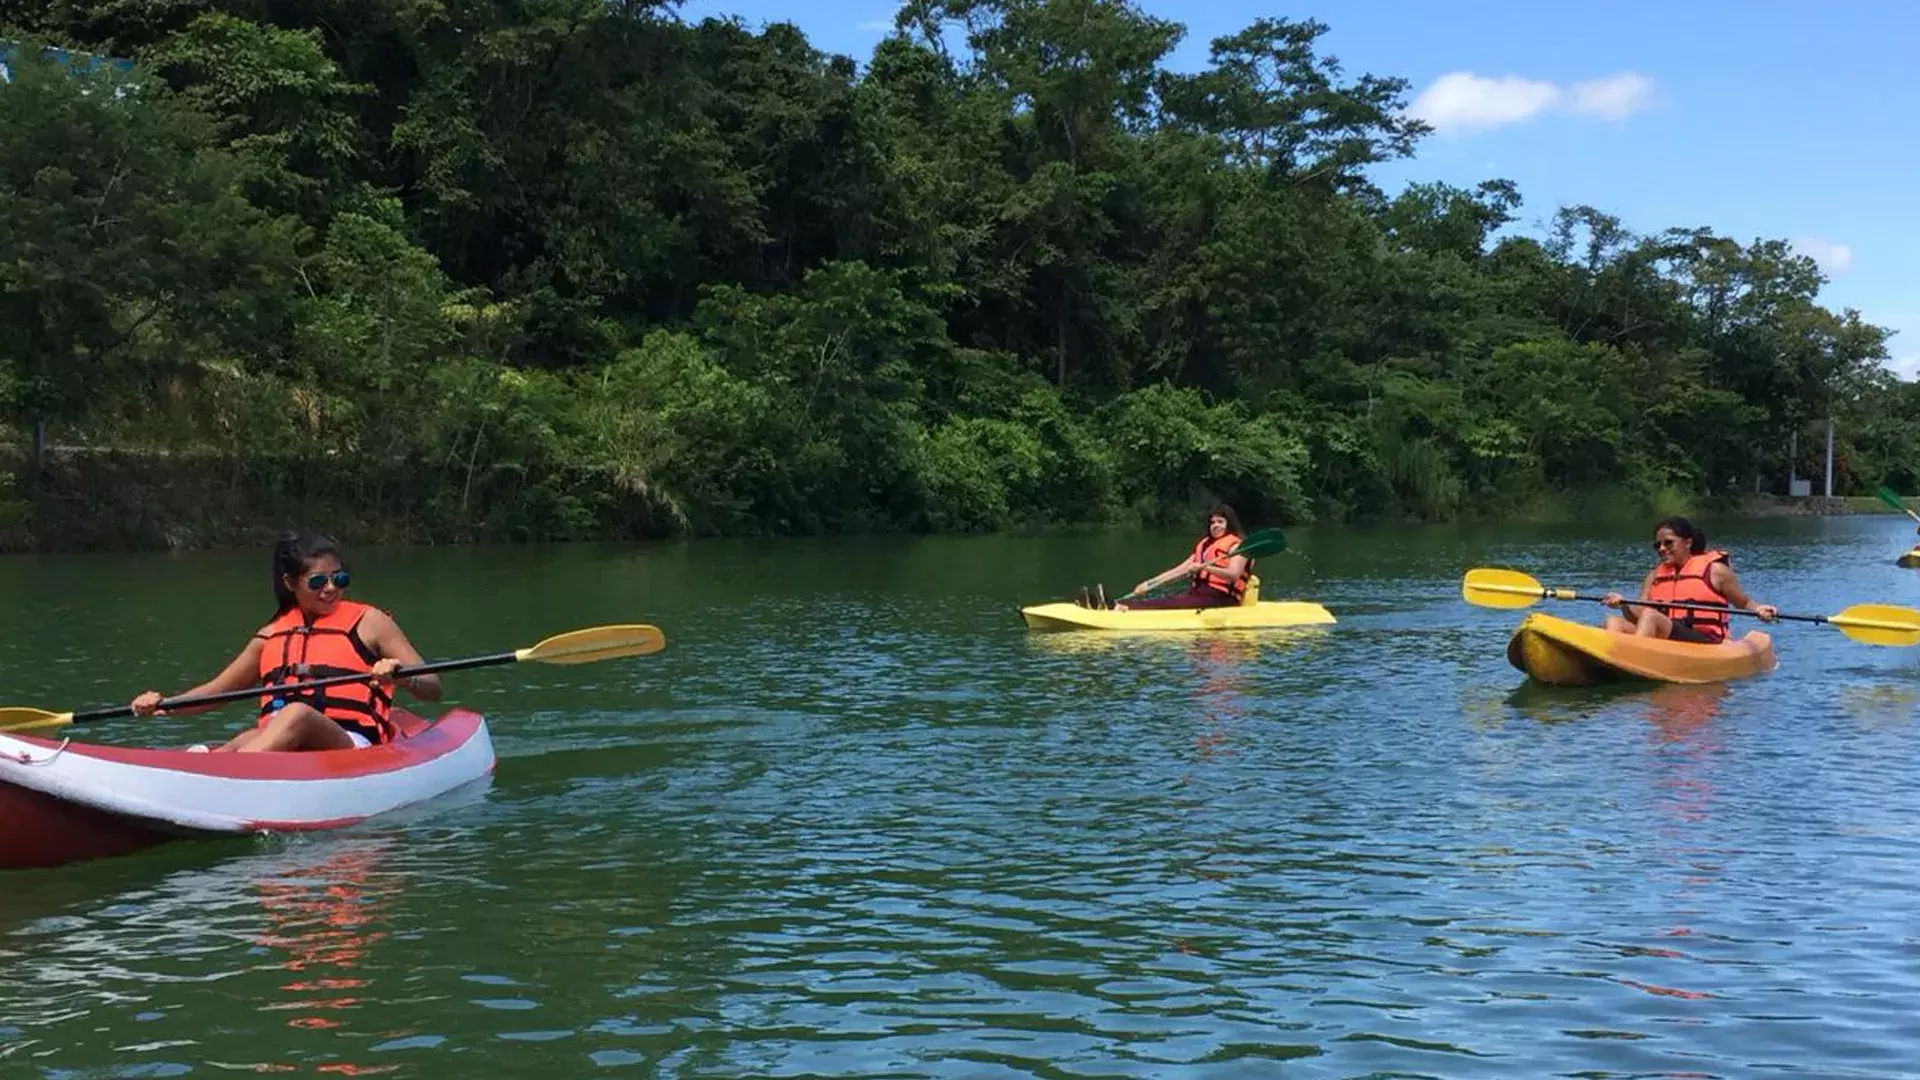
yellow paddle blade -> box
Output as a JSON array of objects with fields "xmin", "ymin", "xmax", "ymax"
[
  {"xmin": 1462, "ymin": 568, "xmax": 1548, "ymax": 609},
  {"xmin": 0, "ymin": 707, "xmax": 76, "ymax": 734},
  {"xmin": 1827, "ymin": 604, "xmax": 1920, "ymax": 647},
  {"xmin": 513, "ymin": 624, "xmax": 666, "ymax": 665}
]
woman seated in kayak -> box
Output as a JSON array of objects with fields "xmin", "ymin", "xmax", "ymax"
[
  {"xmin": 129, "ymin": 531, "xmax": 441, "ymax": 752},
  {"xmin": 1115, "ymin": 505, "xmax": 1253, "ymax": 612},
  {"xmin": 1602, "ymin": 517, "xmax": 1776, "ymax": 642}
]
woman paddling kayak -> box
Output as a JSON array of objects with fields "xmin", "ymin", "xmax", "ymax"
[
  {"xmin": 129, "ymin": 531, "xmax": 442, "ymax": 752},
  {"xmin": 1601, "ymin": 517, "xmax": 1776, "ymax": 642},
  {"xmin": 1114, "ymin": 505, "xmax": 1254, "ymax": 612}
]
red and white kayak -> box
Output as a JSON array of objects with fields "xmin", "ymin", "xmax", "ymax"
[{"xmin": 0, "ymin": 708, "xmax": 494, "ymax": 871}]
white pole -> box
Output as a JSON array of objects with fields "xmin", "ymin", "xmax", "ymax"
[{"xmin": 1825, "ymin": 417, "xmax": 1835, "ymax": 497}]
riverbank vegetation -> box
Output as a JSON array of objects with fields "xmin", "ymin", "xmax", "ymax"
[{"xmin": 2, "ymin": 2, "xmax": 1914, "ymax": 548}]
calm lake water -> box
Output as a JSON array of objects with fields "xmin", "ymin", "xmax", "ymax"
[{"xmin": 2, "ymin": 516, "xmax": 1918, "ymax": 1077}]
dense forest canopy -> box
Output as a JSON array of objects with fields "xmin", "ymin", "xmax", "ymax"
[{"xmin": 1, "ymin": 0, "xmax": 1913, "ymax": 543}]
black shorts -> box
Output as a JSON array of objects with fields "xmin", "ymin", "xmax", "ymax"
[{"xmin": 1667, "ymin": 622, "xmax": 1721, "ymax": 645}]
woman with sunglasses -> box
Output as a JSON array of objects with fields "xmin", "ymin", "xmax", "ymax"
[
  {"xmin": 129, "ymin": 531, "xmax": 441, "ymax": 752},
  {"xmin": 1600, "ymin": 517, "xmax": 1776, "ymax": 642}
]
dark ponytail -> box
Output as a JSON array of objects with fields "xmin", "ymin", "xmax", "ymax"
[
  {"xmin": 1654, "ymin": 516, "xmax": 1706, "ymax": 555},
  {"xmin": 271, "ymin": 530, "xmax": 343, "ymax": 614}
]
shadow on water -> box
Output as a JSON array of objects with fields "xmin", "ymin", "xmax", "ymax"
[
  {"xmin": 1837, "ymin": 681, "xmax": 1920, "ymax": 731},
  {"xmin": 0, "ymin": 836, "xmax": 258, "ymax": 930},
  {"xmin": 1499, "ymin": 679, "xmax": 1735, "ymax": 728},
  {"xmin": 0, "ymin": 776, "xmax": 495, "ymax": 928}
]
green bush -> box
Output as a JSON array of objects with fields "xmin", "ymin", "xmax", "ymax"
[{"xmin": 1098, "ymin": 383, "xmax": 1312, "ymax": 524}]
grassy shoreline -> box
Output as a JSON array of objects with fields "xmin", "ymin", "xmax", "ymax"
[
  {"xmin": 3, "ymin": 447, "xmax": 1912, "ymax": 555},
  {"xmin": 1728, "ymin": 495, "xmax": 1919, "ymax": 517}
]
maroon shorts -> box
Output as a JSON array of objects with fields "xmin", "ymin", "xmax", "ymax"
[{"xmin": 1124, "ymin": 590, "xmax": 1238, "ymax": 610}]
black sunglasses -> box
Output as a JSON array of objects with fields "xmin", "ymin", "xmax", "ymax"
[{"xmin": 304, "ymin": 570, "xmax": 351, "ymax": 591}]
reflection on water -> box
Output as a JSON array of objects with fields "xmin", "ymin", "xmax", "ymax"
[
  {"xmin": 254, "ymin": 842, "xmax": 393, "ymax": 1045},
  {"xmin": 1021, "ymin": 626, "xmax": 1332, "ymax": 658},
  {"xmin": 0, "ymin": 838, "xmax": 407, "ymax": 1073},
  {"xmin": 1637, "ymin": 681, "xmax": 1730, "ymax": 732},
  {"xmin": 1839, "ymin": 681, "xmax": 1920, "ymax": 730},
  {"xmin": 5, "ymin": 520, "xmax": 1920, "ymax": 1077},
  {"xmin": 0, "ymin": 781, "xmax": 493, "ymax": 1074},
  {"xmin": 1494, "ymin": 678, "xmax": 1732, "ymax": 730}
]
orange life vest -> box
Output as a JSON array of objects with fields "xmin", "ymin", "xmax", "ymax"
[
  {"xmin": 1190, "ymin": 533, "xmax": 1250, "ymax": 600},
  {"xmin": 256, "ymin": 599, "xmax": 395, "ymax": 744},
  {"xmin": 1648, "ymin": 550, "xmax": 1731, "ymax": 642}
]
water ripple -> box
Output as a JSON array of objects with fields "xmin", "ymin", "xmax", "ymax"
[{"xmin": 3, "ymin": 523, "xmax": 1919, "ymax": 1075}]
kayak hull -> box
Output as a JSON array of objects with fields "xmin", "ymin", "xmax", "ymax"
[
  {"xmin": 0, "ymin": 708, "xmax": 495, "ymax": 871},
  {"xmin": 1506, "ymin": 612, "xmax": 1775, "ymax": 687},
  {"xmin": 1020, "ymin": 600, "xmax": 1336, "ymax": 632},
  {"xmin": 1898, "ymin": 549, "xmax": 1920, "ymax": 568}
]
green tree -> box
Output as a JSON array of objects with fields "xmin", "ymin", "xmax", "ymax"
[
  {"xmin": 149, "ymin": 13, "xmax": 369, "ymax": 222},
  {"xmin": 0, "ymin": 3, "xmax": 1906, "ymax": 549},
  {"xmin": 1159, "ymin": 17, "xmax": 1427, "ymax": 191},
  {"xmin": 0, "ymin": 51, "xmax": 294, "ymax": 445}
]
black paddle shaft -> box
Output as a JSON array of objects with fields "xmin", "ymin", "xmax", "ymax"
[
  {"xmin": 73, "ymin": 650, "xmax": 521, "ymax": 724},
  {"xmin": 1572, "ymin": 593, "xmax": 1813, "ymax": 625}
]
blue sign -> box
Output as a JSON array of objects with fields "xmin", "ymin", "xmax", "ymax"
[{"xmin": 0, "ymin": 40, "xmax": 135, "ymax": 82}]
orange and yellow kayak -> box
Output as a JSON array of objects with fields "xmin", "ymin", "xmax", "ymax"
[{"xmin": 1505, "ymin": 612, "xmax": 1775, "ymax": 686}]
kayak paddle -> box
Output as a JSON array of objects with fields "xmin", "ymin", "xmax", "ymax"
[
  {"xmin": 1874, "ymin": 484, "xmax": 1920, "ymax": 524},
  {"xmin": 1461, "ymin": 568, "xmax": 1920, "ymax": 647},
  {"xmin": 1118, "ymin": 528, "xmax": 1288, "ymax": 601},
  {"xmin": 0, "ymin": 623, "xmax": 667, "ymax": 735}
]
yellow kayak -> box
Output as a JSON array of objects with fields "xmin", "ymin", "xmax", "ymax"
[
  {"xmin": 1898, "ymin": 548, "xmax": 1920, "ymax": 568},
  {"xmin": 1020, "ymin": 600, "xmax": 1335, "ymax": 632},
  {"xmin": 1505, "ymin": 612, "xmax": 1775, "ymax": 686}
]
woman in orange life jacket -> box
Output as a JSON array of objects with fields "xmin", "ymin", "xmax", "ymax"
[
  {"xmin": 1601, "ymin": 517, "xmax": 1777, "ymax": 643},
  {"xmin": 1113, "ymin": 505, "xmax": 1253, "ymax": 612},
  {"xmin": 127, "ymin": 531, "xmax": 442, "ymax": 752}
]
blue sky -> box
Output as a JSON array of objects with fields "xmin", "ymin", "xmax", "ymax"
[{"xmin": 675, "ymin": 0, "xmax": 1918, "ymax": 377}]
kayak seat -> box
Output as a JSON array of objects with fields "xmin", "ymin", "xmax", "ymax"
[{"xmin": 1241, "ymin": 574, "xmax": 1260, "ymax": 605}]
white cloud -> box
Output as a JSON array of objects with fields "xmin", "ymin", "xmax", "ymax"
[
  {"xmin": 855, "ymin": 18, "xmax": 892, "ymax": 33},
  {"xmin": 1407, "ymin": 73, "xmax": 1559, "ymax": 134},
  {"xmin": 1408, "ymin": 70, "xmax": 1658, "ymax": 135},
  {"xmin": 1792, "ymin": 237, "xmax": 1853, "ymax": 275},
  {"xmin": 1564, "ymin": 72, "xmax": 1657, "ymax": 120}
]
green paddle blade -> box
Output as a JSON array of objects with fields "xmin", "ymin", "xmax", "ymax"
[
  {"xmin": 1229, "ymin": 529, "xmax": 1287, "ymax": 559},
  {"xmin": 1874, "ymin": 485, "xmax": 1920, "ymax": 524}
]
